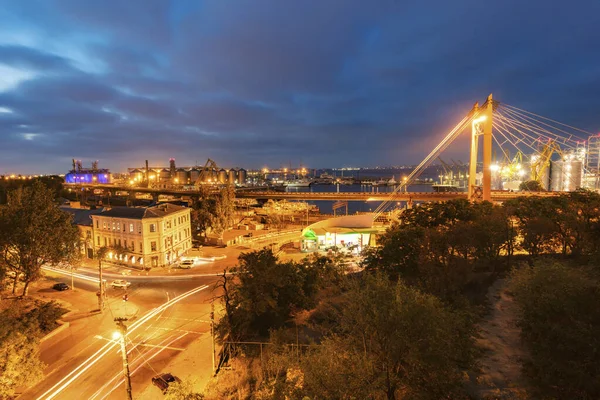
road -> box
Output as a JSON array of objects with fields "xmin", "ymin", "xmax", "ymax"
[{"xmin": 20, "ymin": 265, "xmax": 223, "ymax": 399}]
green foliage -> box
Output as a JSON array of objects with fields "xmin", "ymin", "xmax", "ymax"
[
  {"xmin": 0, "ymin": 175, "xmax": 64, "ymax": 205},
  {"xmin": 510, "ymin": 261, "xmax": 600, "ymax": 399},
  {"xmin": 519, "ymin": 180, "xmax": 544, "ymax": 191},
  {"xmin": 300, "ymin": 275, "xmax": 475, "ymax": 399},
  {"xmin": 216, "ymin": 249, "xmax": 328, "ymax": 342},
  {"xmin": 365, "ymin": 200, "xmax": 514, "ymax": 302},
  {"xmin": 0, "ymin": 299, "xmax": 65, "ymax": 398},
  {"xmin": 212, "ymin": 186, "xmax": 235, "ymax": 236},
  {"xmin": 0, "ymin": 181, "xmax": 80, "ymax": 296},
  {"xmin": 507, "ymin": 191, "xmax": 600, "ymax": 257},
  {"xmin": 0, "ymin": 332, "xmax": 44, "ymax": 399},
  {"xmin": 164, "ymin": 379, "xmax": 204, "ymax": 400}
]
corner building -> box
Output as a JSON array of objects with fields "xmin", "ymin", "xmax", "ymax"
[{"xmin": 91, "ymin": 204, "xmax": 192, "ymax": 268}]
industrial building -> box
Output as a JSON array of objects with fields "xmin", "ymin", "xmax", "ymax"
[
  {"xmin": 127, "ymin": 158, "xmax": 247, "ymax": 186},
  {"xmin": 65, "ymin": 160, "xmax": 111, "ymax": 184}
]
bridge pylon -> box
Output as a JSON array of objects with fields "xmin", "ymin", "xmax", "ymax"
[{"xmin": 468, "ymin": 94, "xmax": 494, "ymax": 201}]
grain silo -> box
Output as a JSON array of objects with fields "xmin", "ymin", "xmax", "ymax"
[
  {"xmin": 189, "ymin": 168, "xmax": 200, "ymax": 183},
  {"xmin": 228, "ymin": 169, "xmax": 237, "ymax": 184},
  {"xmin": 159, "ymin": 168, "xmax": 171, "ymax": 181},
  {"xmin": 218, "ymin": 168, "xmax": 228, "ymax": 184},
  {"xmin": 237, "ymin": 168, "xmax": 247, "ymax": 185},
  {"xmin": 176, "ymin": 168, "xmax": 189, "ymax": 183}
]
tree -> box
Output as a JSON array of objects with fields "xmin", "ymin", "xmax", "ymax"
[
  {"xmin": 0, "ymin": 332, "xmax": 44, "ymax": 398},
  {"xmin": 0, "ymin": 181, "xmax": 80, "ymax": 296},
  {"xmin": 300, "ymin": 275, "xmax": 475, "ymax": 399},
  {"xmin": 362, "ymin": 225, "xmax": 425, "ymax": 281},
  {"xmin": 211, "ymin": 186, "xmax": 235, "ymax": 236},
  {"xmin": 191, "ymin": 199, "xmax": 216, "ymax": 239},
  {"xmin": 0, "ymin": 299, "xmax": 65, "ymax": 398},
  {"xmin": 519, "ymin": 180, "xmax": 544, "ymax": 191},
  {"xmin": 510, "ymin": 262, "xmax": 600, "ymax": 399},
  {"xmin": 215, "ymin": 249, "xmax": 323, "ymax": 342}
]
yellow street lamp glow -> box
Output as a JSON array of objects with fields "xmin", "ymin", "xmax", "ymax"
[
  {"xmin": 112, "ymin": 331, "xmax": 122, "ymax": 340},
  {"xmin": 129, "ymin": 180, "xmax": 134, "ymax": 185}
]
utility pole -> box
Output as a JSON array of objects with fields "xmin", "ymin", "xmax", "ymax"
[
  {"xmin": 210, "ymin": 301, "xmax": 216, "ymax": 373},
  {"xmin": 114, "ymin": 318, "xmax": 133, "ymax": 400},
  {"xmin": 98, "ymin": 258, "xmax": 105, "ymax": 311}
]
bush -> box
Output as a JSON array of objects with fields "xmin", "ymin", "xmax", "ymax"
[{"xmin": 510, "ymin": 261, "xmax": 600, "ymax": 399}]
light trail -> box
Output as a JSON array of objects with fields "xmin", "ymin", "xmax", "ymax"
[
  {"xmin": 96, "ymin": 333, "xmax": 188, "ymax": 400},
  {"xmin": 42, "ymin": 266, "xmax": 103, "ymax": 284},
  {"xmin": 90, "ymin": 332, "xmax": 187, "ymax": 400},
  {"xmin": 36, "ymin": 285, "xmax": 209, "ymax": 400}
]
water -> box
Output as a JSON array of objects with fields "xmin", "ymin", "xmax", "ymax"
[{"xmin": 286, "ymin": 183, "xmax": 434, "ymax": 214}]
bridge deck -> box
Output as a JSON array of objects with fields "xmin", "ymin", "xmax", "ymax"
[{"xmin": 67, "ymin": 183, "xmax": 557, "ymax": 202}]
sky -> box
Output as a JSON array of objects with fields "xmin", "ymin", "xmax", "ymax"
[{"xmin": 0, "ymin": 0, "xmax": 599, "ymax": 174}]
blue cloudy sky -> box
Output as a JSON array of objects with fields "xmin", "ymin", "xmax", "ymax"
[{"xmin": 0, "ymin": 0, "xmax": 599, "ymax": 174}]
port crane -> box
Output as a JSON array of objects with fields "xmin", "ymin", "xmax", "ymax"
[{"xmin": 195, "ymin": 158, "xmax": 219, "ymax": 186}]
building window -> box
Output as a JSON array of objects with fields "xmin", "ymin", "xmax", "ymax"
[
  {"xmin": 103, "ymin": 221, "xmax": 106, "ymax": 229},
  {"xmin": 112, "ymin": 222, "xmax": 116, "ymax": 231},
  {"xmin": 97, "ymin": 236, "xmax": 100, "ymax": 245},
  {"xmin": 104, "ymin": 237, "xmax": 107, "ymax": 246},
  {"xmin": 123, "ymin": 223, "xmax": 126, "ymax": 232},
  {"xmin": 138, "ymin": 224, "xmax": 142, "ymax": 234},
  {"xmin": 151, "ymin": 241, "xmax": 157, "ymax": 252},
  {"xmin": 139, "ymin": 242, "xmax": 143, "ymax": 253},
  {"xmin": 96, "ymin": 220, "xmax": 99, "ymax": 229},
  {"xmin": 179, "ymin": 232, "xmax": 181, "ymax": 241},
  {"xmin": 150, "ymin": 223, "xmax": 156, "ymax": 233},
  {"xmin": 116, "ymin": 222, "xmax": 120, "ymax": 231},
  {"xmin": 130, "ymin": 223, "xmax": 134, "ymax": 233},
  {"xmin": 124, "ymin": 239, "xmax": 127, "ymax": 248}
]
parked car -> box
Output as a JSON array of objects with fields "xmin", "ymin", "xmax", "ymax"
[
  {"xmin": 244, "ymin": 232, "xmax": 253, "ymax": 238},
  {"xmin": 152, "ymin": 373, "xmax": 180, "ymax": 393},
  {"xmin": 111, "ymin": 279, "xmax": 131, "ymax": 289},
  {"xmin": 52, "ymin": 282, "xmax": 70, "ymax": 291},
  {"xmin": 178, "ymin": 259, "xmax": 194, "ymax": 269}
]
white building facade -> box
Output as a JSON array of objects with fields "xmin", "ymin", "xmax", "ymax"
[{"xmin": 91, "ymin": 203, "xmax": 192, "ymax": 268}]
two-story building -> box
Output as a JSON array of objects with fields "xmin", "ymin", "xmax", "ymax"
[{"xmin": 90, "ymin": 203, "xmax": 192, "ymax": 268}]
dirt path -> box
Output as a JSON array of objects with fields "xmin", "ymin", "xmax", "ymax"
[{"xmin": 472, "ymin": 278, "xmax": 528, "ymax": 399}]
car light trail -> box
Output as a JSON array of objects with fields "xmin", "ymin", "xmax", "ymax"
[
  {"xmin": 42, "ymin": 266, "xmax": 103, "ymax": 284},
  {"xmin": 37, "ymin": 285, "xmax": 209, "ymax": 400},
  {"xmin": 94, "ymin": 332, "xmax": 188, "ymax": 400}
]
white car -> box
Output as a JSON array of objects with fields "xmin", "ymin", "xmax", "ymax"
[
  {"xmin": 178, "ymin": 259, "xmax": 194, "ymax": 269},
  {"xmin": 111, "ymin": 279, "xmax": 131, "ymax": 289}
]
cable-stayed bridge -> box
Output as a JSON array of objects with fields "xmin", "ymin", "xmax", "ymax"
[{"xmin": 69, "ymin": 94, "xmax": 598, "ymax": 218}]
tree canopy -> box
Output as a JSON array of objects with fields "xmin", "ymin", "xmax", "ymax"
[{"xmin": 0, "ymin": 181, "xmax": 80, "ymax": 296}]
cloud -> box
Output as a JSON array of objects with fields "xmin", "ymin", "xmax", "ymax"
[{"xmin": 0, "ymin": 0, "xmax": 599, "ymax": 174}]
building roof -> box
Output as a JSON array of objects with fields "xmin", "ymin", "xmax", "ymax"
[
  {"xmin": 95, "ymin": 203, "xmax": 189, "ymax": 220},
  {"xmin": 60, "ymin": 207, "xmax": 105, "ymax": 226}
]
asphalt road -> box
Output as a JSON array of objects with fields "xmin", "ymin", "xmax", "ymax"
[{"xmin": 20, "ymin": 267, "xmax": 221, "ymax": 400}]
